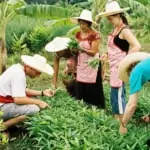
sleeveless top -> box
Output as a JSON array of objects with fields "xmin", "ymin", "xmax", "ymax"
[
  {"xmin": 114, "ymin": 26, "xmax": 129, "ymax": 52},
  {"xmin": 76, "ymin": 31, "xmax": 100, "ymax": 83},
  {"xmin": 107, "ymin": 25, "xmax": 128, "ymax": 87}
]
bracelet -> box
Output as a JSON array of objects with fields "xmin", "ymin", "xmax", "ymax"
[
  {"xmin": 41, "ymin": 91, "xmax": 44, "ymax": 96},
  {"xmin": 121, "ymin": 121, "xmax": 126, "ymax": 128}
]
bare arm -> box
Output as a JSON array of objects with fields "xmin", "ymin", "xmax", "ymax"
[
  {"xmin": 119, "ymin": 93, "xmax": 138, "ymax": 134},
  {"xmin": 123, "ymin": 93, "xmax": 138, "ymax": 125},
  {"xmin": 26, "ymin": 88, "xmax": 55, "ymax": 97},
  {"xmin": 81, "ymin": 39, "xmax": 100, "ymax": 56},
  {"xmin": 26, "ymin": 89, "xmax": 42, "ymax": 97},
  {"xmin": 121, "ymin": 29, "xmax": 141, "ymax": 53},
  {"xmin": 14, "ymin": 97, "xmax": 42, "ymax": 105},
  {"xmin": 52, "ymin": 55, "xmax": 60, "ymax": 88},
  {"xmin": 13, "ymin": 96, "xmax": 49, "ymax": 109}
]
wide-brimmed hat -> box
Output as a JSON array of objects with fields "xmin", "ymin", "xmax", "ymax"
[
  {"xmin": 45, "ymin": 37, "xmax": 71, "ymax": 52},
  {"xmin": 21, "ymin": 54, "xmax": 54, "ymax": 75},
  {"xmin": 118, "ymin": 52, "xmax": 150, "ymax": 82},
  {"xmin": 71, "ymin": 9, "xmax": 97, "ymax": 25},
  {"xmin": 96, "ymin": 1, "xmax": 130, "ymax": 17}
]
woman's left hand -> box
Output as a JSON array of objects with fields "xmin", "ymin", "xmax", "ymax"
[{"xmin": 43, "ymin": 89, "xmax": 55, "ymax": 97}]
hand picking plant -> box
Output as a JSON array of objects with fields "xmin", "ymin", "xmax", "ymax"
[{"xmin": 88, "ymin": 57, "xmax": 100, "ymax": 69}]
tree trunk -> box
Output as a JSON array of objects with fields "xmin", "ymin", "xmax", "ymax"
[{"xmin": 0, "ymin": 25, "xmax": 7, "ymax": 74}]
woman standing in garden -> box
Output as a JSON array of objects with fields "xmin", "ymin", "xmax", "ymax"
[
  {"xmin": 96, "ymin": 1, "xmax": 141, "ymax": 119},
  {"xmin": 70, "ymin": 9, "xmax": 105, "ymax": 108}
]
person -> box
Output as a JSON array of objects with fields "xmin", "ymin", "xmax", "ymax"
[
  {"xmin": 118, "ymin": 52, "xmax": 150, "ymax": 133},
  {"xmin": 96, "ymin": 1, "xmax": 141, "ymax": 119},
  {"xmin": 70, "ymin": 9, "xmax": 105, "ymax": 108},
  {"xmin": 45, "ymin": 37, "xmax": 78, "ymax": 97},
  {"xmin": 0, "ymin": 54, "xmax": 54, "ymax": 131}
]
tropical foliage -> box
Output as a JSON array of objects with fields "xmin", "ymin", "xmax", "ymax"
[
  {"xmin": 0, "ymin": 0, "xmax": 26, "ymax": 73},
  {"xmin": 0, "ymin": 0, "xmax": 150, "ymax": 148},
  {"xmin": 11, "ymin": 84, "xmax": 150, "ymax": 150}
]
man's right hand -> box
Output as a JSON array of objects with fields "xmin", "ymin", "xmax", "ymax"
[{"xmin": 38, "ymin": 101, "xmax": 49, "ymax": 109}]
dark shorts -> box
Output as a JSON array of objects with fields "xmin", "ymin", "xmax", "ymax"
[{"xmin": 111, "ymin": 85, "xmax": 126, "ymax": 114}]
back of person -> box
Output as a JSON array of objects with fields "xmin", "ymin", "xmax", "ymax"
[{"xmin": 0, "ymin": 64, "xmax": 26, "ymax": 97}]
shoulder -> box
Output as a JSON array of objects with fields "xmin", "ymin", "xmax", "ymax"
[
  {"xmin": 11, "ymin": 64, "xmax": 25, "ymax": 79},
  {"xmin": 121, "ymin": 26, "xmax": 131, "ymax": 34},
  {"xmin": 89, "ymin": 30, "xmax": 101, "ymax": 41},
  {"xmin": 76, "ymin": 31, "xmax": 81, "ymax": 40}
]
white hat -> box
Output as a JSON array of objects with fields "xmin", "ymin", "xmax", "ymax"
[
  {"xmin": 71, "ymin": 9, "xmax": 97, "ymax": 25},
  {"xmin": 118, "ymin": 52, "xmax": 150, "ymax": 82},
  {"xmin": 96, "ymin": 1, "xmax": 130, "ymax": 17},
  {"xmin": 21, "ymin": 54, "xmax": 54, "ymax": 75},
  {"xmin": 45, "ymin": 37, "xmax": 71, "ymax": 52}
]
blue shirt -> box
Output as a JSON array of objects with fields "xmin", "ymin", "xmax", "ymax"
[{"xmin": 130, "ymin": 58, "xmax": 150, "ymax": 95}]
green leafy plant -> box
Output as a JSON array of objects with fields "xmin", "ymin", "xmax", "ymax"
[
  {"xmin": 67, "ymin": 38, "xmax": 79, "ymax": 52},
  {"xmin": 15, "ymin": 87, "xmax": 150, "ymax": 150},
  {"xmin": 0, "ymin": 111, "xmax": 9, "ymax": 144},
  {"xmin": 11, "ymin": 32, "xmax": 29, "ymax": 54},
  {"xmin": 88, "ymin": 57, "xmax": 100, "ymax": 69}
]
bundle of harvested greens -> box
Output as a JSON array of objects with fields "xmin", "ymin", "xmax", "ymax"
[
  {"xmin": 67, "ymin": 38, "xmax": 78, "ymax": 49},
  {"xmin": 88, "ymin": 58, "xmax": 100, "ymax": 69},
  {"xmin": 67, "ymin": 38, "xmax": 80, "ymax": 54}
]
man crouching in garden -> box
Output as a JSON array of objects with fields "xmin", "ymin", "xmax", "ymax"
[{"xmin": 0, "ymin": 54, "xmax": 54, "ymax": 131}]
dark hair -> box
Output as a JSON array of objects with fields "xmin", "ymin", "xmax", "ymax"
[
  {"xmin": 127, "ymin": 61, "xmax": 140, "ymax": 76},
  {"xmin": 78, "ymin": 19, "xmax": 92, "ymax": 27},
  {"xmin": 111, "ymin": 13, "xmax": 128, "ymax": 25},
  {"xmin": 119, "ymin": 13, "xmax": 128, "ymax": 25}
]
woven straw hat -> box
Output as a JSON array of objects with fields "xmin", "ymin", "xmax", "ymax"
[
  {"xmin": 96, "ymin": 1, "xmax": 129, "ymax": 17},
  {"xmin": 118, "ymin": 52, "xmax": 150, "ymax": 82},
  {"xmin": 21, "ymin": 54, "xmax": 54, "ymax": 75}
]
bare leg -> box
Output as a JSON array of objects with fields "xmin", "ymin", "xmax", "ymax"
[
  {"xmin": 3, "ymin": 115, "xmax": 26, "ymax": 129},
  {"xmin": 119, "ymin": 93, "xmax": 138, "ymax": 134},
  {"xmin": 122, "ymin": 93, "xmax": 138, "ymax": 125}
]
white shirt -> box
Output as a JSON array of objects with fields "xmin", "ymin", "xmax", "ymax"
[{"xmin": 0, "ymin": 64, "xmax": 26, "ymax": 105}]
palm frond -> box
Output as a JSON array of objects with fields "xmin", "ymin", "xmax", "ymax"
[
  {"xmin": 15, "ymin": 4, "xmax": 72, "ymax": 18},
  {"xmin": 66, "ymin": 26, "xmax": 80, "ymax": 38},
  {"xmin": 44, "ymin": 18, "xmax": 74, "ymax": 28}
]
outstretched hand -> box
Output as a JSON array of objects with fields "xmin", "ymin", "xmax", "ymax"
[
  {"xmin": 43, "ymin": 89, "xmax": 55, "ymax": 97},
  {"xmin": 38, "ymin": 101, "xmax": 49, "ymax": 109}
]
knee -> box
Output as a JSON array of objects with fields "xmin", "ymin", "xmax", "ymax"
[
  {"xmin": 27, "ymin": 104, "xmax": 40, "ymax": 114},
  {"xmin": 128, "ymin": 103, "xmax": 137, "ymax": 110}
]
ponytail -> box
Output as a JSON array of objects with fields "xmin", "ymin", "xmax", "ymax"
[{"xmin": 120, "ymin": 13, "xmax": 128, "ymax": 25}]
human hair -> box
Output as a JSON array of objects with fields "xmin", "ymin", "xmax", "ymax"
[
  {"xmin": 56, "ymin": 49, "xmax": 78, "ymax": 59},
  {"xmin": 127, "ymin": 61, "xmax": 140, "ymax": 76},
  {"xmin": 78, "ymin": 19, "xmax": 92, "ymax": 27},
  {"xmin": 111, "ymin": 13, "xmax": 128, "ymax": 25},
  {"xmin": 119, "ymin": 13, "xmax": 128, "ymax": 25}
]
